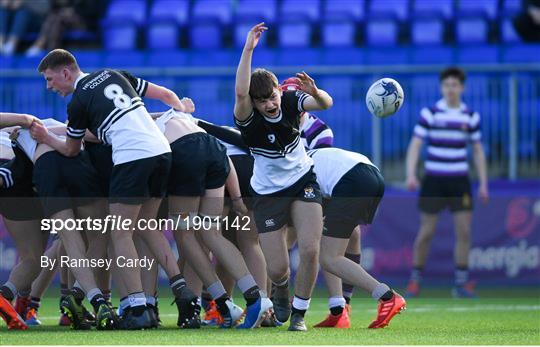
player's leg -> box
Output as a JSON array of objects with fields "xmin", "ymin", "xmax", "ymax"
[
  {"xmin": 288, "ymin": 200, "xmax": 323, "ymax": 331},
  {"xmin": 343, "ymin": 226, "xmax": 361, "ymax": 308},
  {"xmin": 25, "ymin": 239, "xmax": 62, "ymax": 326},
  {"xmin": 406, "ymin": 212, "xmax": 439, "ymax": 297},
  {"xmin": 234, "ymin": 211, "xmax": 267, "ymax": 291},
  {"xmin": 133, "ymin": 234, "xmax": 160, "ymax": 327},
  {"xmin": 452, "ymin": 210, "xmax": 475, "ymax": 297},
  {"xmin": 198, "ymin": 187, "xmax": 270, "ymax": 329},
  {"xmin": 0, "ymin": 218, "xmax": 43, "ymax": 330},
  {"xmin": 258, "ymin": 226, "xmax": 290, "ymax": 323}
]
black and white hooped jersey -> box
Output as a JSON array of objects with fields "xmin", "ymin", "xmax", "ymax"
[
  {"xmin": 67, "ymin": 69, "xmax": 170, "ymax": 165},
  {"xmin": 308, "ymin": 147, "xmax": 377, "ymax": 198},
  {"xmin": 235, "ymin": 91, "xmax": 313, "ymax": 194}
]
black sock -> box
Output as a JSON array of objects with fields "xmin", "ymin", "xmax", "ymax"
[
  {"xmin": 29, "ymin": 297, "xmax": 41, "ymax": 309},
  {"xmin": 215, "ymin": 294, "xmax": 230, "ymax": 317},
  {"xmin": 243, "ymin": 285, "xmax": 261, "ymax": 306},
  {"xmin": 0, "ymin": 285, "xmax": 15, "ymax": 301},
  {"xmin": 90, "ymin": 294, "xmax": 106, "ymax": 312},
  {"xmin": 380, "ymin": 290, "xmax": 394, "ymax": 301},
  {"xmin": 330, "ymin": 305, "xmax": 344, "ymax": 315},
  {"xmin": 71, "ymin": 287, "xmax": 85, "ymax": 305},
  {"xmin": 344, "ymin": 296, "xmax": 351, "ymax": 305},
  {"xmin": 169, "ymin": 274, "xmax": 186, "ymax": 298}
]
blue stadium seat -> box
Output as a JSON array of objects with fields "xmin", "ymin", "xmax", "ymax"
[
  {"xmin": 190, "ymin": 0, "xmax": 233, "ymax": 49},
  {"xmin": 280, "ymin": 0, "xmax": 321, "ymax": 21},
  {"xmin": 455, "ymin": 16, "xmax": 489, "ymax": 44},
  {"xmin": 189, "ymin": 21, "xmax": 223, "ymax": 49},
  {"xmin": 501, "ymin": 16, "xmax": 521, "ymax": 43},
  {"xmin": 277, "ymin": 15, "xmax": 313, "ymax": 47},
  {"xmin": 457, "ymin": 0, "xmax": 499, "ymax": 19},
  {"xmin": 236, "ymin": 0, "xmax": 277, "ymax": 23},
  {"xmin": 368, "ymin": 0, "xmax": 409, "ymax": 21},
  {"xmin": 105, "ymin": 0, "xmax": 147, "ymax": 25},
  {"xmin": 412, "ymin": 0, "xmax": 453, "ymax": 19},
  {"xmin": 456, "ymin": 45, "xmax": 499, "ymax": 63},
  {"xmin": 188, "ymin": 50, "xmax": 236, "ymax": 66},
  {"xmin": 365, "ymin": 17, "xmax": 399, "ymax": 46},
  {"xmin": 192, "ymin": 0, "xmax": 233, "ymax": 24},
  {"xmin": 410, "ymin": 16, "xmax": 445, "ymax": 45},
  {"xmin": 149, "ymin": 0, "xmax": 189, "ymax": 25},
  {"xmin": 147, "ymin": 21, "xmax": 180, "ymax": 49},
  {"xmin": 323, "ymin": 0, "xmax": 365, "ymax": 21},
  {"xmin": 101, "ymin": 20, "xmax": 139, "ymax": 50},
  {"xmin": 321, "ymin": 13, "xmax": 357, "ymax": 47}
]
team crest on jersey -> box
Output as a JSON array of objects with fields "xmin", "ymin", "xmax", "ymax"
[
  {"xmin": 304, "ymin": 186, "xmax": 315, "ymax": 199},
  {"xmin": 265, "ymin": 219, "xmax": 275, "ymax": 227},
  {"xmin": 268, "ymin": 134, "xmax": 276, "ymax": 143}
]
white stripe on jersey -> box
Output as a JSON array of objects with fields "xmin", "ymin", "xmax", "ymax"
[
  {"xmin": 309, "ymin": 147, "xmax": 376, "ymax": 198},
  {"xmin": 428, "ymin": 129, "xmax": 469, "ymax": 141},
  {"xmin": 97, "ymin": 96, "xmax": 144, "ymax": 142},
  {"xmin": 250, "ymin": 136, "xmax": 301, "ymax": 158},
  {"xmin": 414, "ymin": 124, "xmax": 427, "ymax": 138},
  {"xmin": 425, "ymin": 161, "xmax": 468, "ymax": 173},
  {"xmin": 427, "ymin": 147, "xmax": 467, "ymax": 159},
  {"xmin": 250, "ymin": 137, "xmax": 312, "ymax": 194},
  {"xmin": 0, "ymin": 167, "xmax": 14, "ymax": 188}
]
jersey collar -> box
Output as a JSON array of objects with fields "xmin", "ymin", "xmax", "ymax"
[
  {"xmin": 263, "ymin": 110, "xmax": 283, "ymax": 123},
  {"xmin": 73, "ymin": 72, "xmax": 89, "ymax": 89}
]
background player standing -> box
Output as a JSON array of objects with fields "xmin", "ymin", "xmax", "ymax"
[{"xmin": 405, "ymin": 67, "xmax": 489, "ymax": 298}]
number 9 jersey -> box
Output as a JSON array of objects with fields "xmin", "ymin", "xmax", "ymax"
[{"xmin": 66, "ymin": 69, "xmax": 170, "ymax": 165}]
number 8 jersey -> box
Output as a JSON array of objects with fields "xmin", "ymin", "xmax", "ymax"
[{"xmin": 67, "ymin": 69, "xmax": 171, "ymax": 165}]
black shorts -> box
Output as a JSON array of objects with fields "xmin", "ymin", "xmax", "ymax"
[
  {"xmin": 418, "ymin": 175, "xmax": 473, "ymax": 214},
  {"xmin": 0, "ymin": 158, "xmax": 43, "ymax": 221},
  {"xmin": 85, "ymin": 142, "xmax": 113, "ymax": 195},
  {"xmin": 110, "ymin": 153, "xmax": 171, "ymax": 204},
  {"xmin": 225, "ymin": 154, "xmax": 254, "ymax": 209},
  {"xmin": 168, "ymin": 133, "xmax": 230, "ymax": 196},
  {"xmin": 33, "ymin": 151, "xmax": 103, "ymax": 217},
  {"xmin": 323, "ymin": 163, "xmax": 385, "ymax": 239},
  {"xmin": 251, "ymin": 168, "xmax": 322, "ymax": 233}
]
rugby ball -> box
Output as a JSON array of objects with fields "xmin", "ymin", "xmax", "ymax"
[{"xmin": 365, "ymin": 78, "xmax": 404, "ymax": 118}]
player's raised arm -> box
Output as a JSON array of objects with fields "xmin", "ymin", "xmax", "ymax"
[
  {"xmin": 234, "ymin": 22, "xmax": 267, "ymax": 121},
  {"xmin": 295, "ymin": 72, "xmax": 333, "ymax": 111}
]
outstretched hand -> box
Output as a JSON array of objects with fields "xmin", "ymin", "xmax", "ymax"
[
  {"xmin": 244, "ymin": 22, "xmax": 267, "ymax": 51},
  {"xmin": 180, "ymin": 97, "xmax": 195, "ymax": 114},
  {"xmin": 296, "ymin": 71, "xmax": 319, "ymax": 96}
]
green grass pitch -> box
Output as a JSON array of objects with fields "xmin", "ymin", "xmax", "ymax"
[{"xmin": 2, "ymin": 289, "xmax": 539, "ymax": 345}]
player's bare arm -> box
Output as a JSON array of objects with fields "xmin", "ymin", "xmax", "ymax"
[
  {"xmin": 30, "ymin": 121, "xmax": 81, "ymax": 157},
  {"xmin": 406, "ymin": 136, "xmax": 423, "ymax": 190},
  {"xmin": 0, "ymin": 112, "xmax": 42, "ymax": 129},
  {"xmin": 296, "ymin": 72, "xmax": 333, "ymax": 111},
  {"xmin": 47, "ymin": 125, "xmax": 100, "ymax": 143},
  {"xmin": 234, "ymin": 22, "xmax": 267, "ymax": 121},
  {"xmin": 145, "ymin": 83, "xmax": 187, "ymax": 112},
  {"xmin": 472, "ymin": 141, "xmax": 489, "ymax": 203}
]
